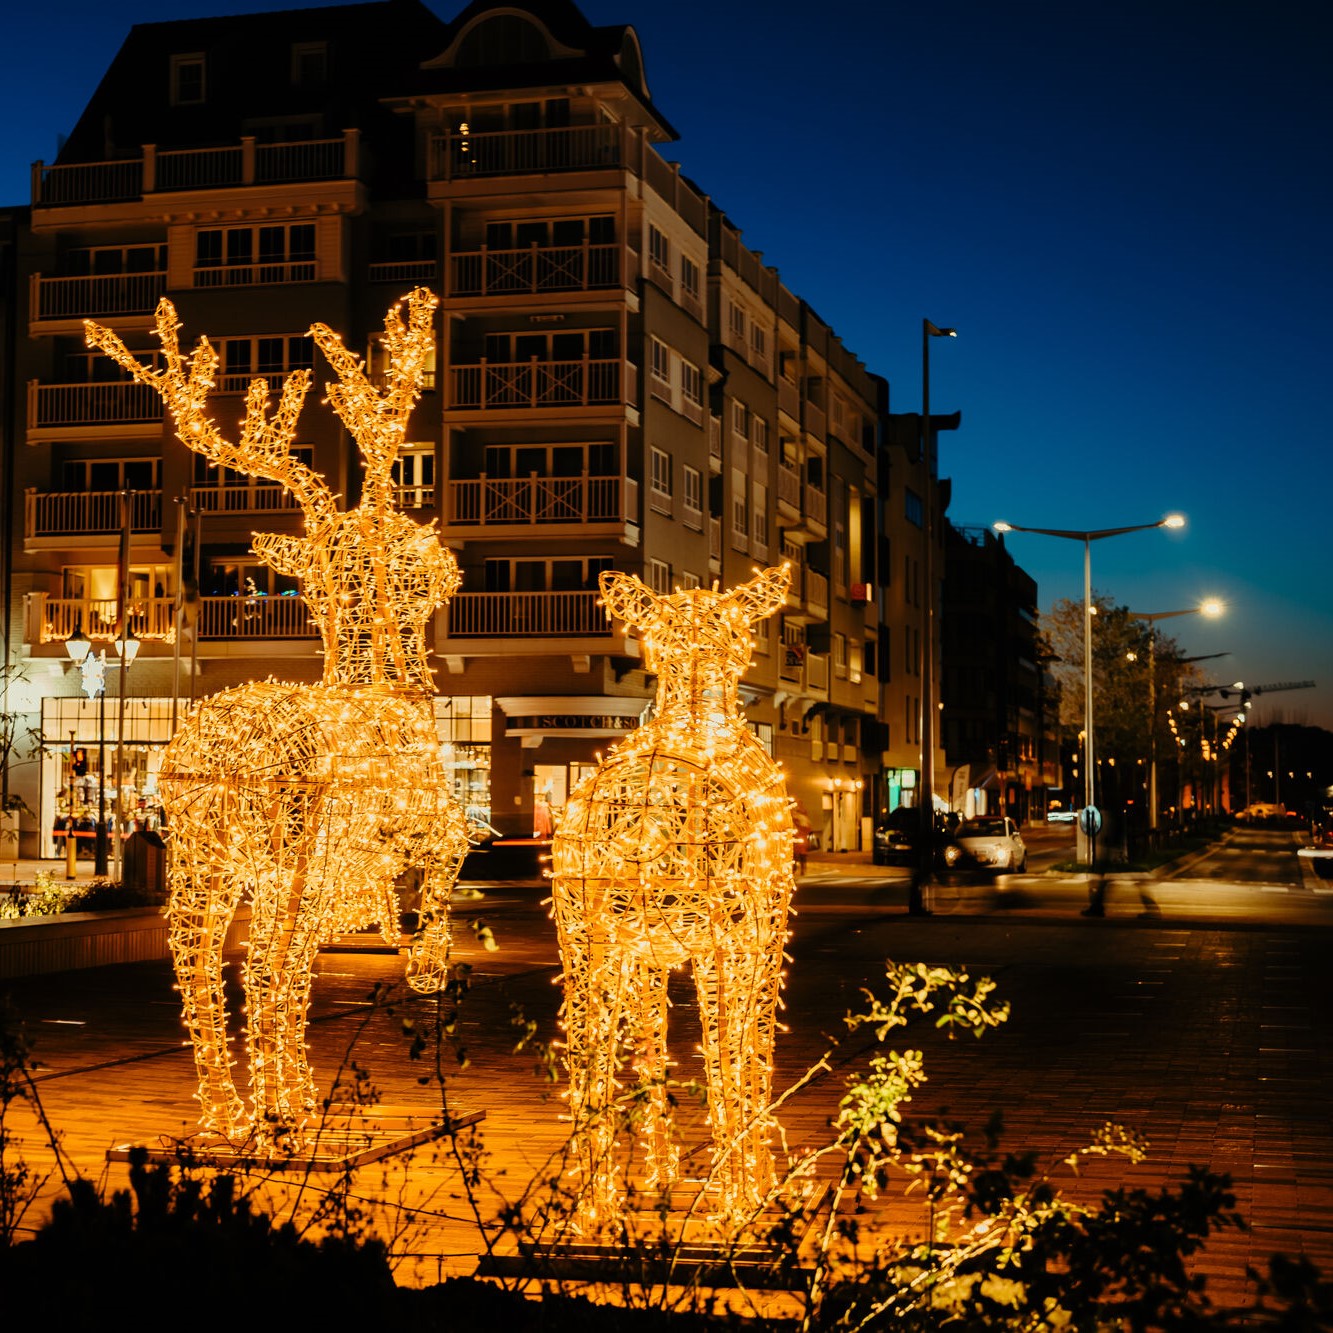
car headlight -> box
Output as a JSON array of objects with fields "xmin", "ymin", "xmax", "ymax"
[{"xmin": 943, "ymin": 843, "xmax": 962, "ymax": 866}]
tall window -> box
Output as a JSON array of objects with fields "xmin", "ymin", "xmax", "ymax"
[
  {"xmin": 905, "ymin": 488, "xmax": 924, "ymax": 527},
  {"xmin": 648, "ymin": 225, "xmax": 671, "ymax": 285},
  {"xmin": 170, "ymin": 53, "xmax": 206, "ymax": 105},
  {"xmin": 195, "ymin": 223, "xmax": 316, "ymax": 286},
  {"xmin": 648, "ymin": 558, "xmax": 672, "ymax": 594},
  {"xmin": 682, "ymin": 465, "xmax": 703, "ymax": 528},
  {"xmin": 680, "ymin": 254, "xmax": 701, "ymax": 312},
  {"xmin": 731, "ymin": 467, "xmax": 748, "ymax": 547},
  {"xmin": 751, "ymin": 481, "xmax": 769, "ymax": 553},
  {"xmin": 214, "ymin": 335, "xmax": 314, "ymax": 390},
  {"xmin": 650, "ymin": 337, "xmax": 671, "ymax": 398},
  {"xmin": 650, "ymin": 446, "xmax": 672, "ymax": 513},
  {"xmin": 680, "ymin": 359, "xmax": 703, "ymax": 416}
]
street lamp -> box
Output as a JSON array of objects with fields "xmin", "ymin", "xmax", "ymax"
[
  {"xmin": 65, "ymin": 622, "xmax": 138, "ymax": 878},
  {"xmin": 1126, "ymin": 600, "xmax": 1225, "ymax": 831},
  {"xmin": 992, "ymin": 514, "xmax": 1185, "ymax": 867},
  {"xmin": 916, "ymin": 318, "xmax": 956, "ymax": 913}
]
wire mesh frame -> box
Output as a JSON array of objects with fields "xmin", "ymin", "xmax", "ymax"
[{"xmin": 551, "ymin": 565, "xmax": 796, "ymax": 1233}]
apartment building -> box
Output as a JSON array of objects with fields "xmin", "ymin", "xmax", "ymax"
[
  {"xmin": 940, "ymin": 523, "xmax": 1059, "ymax": 821},
  {"xmin": 2, "ymin": 0, "xmax": 937, "ymax": 859}
]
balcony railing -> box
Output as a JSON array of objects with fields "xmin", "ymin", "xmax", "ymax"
[
  {"xmin": 805, "ymin": 485, "xmax": 828, "ymax": 529},
  {"xmin": 709, "ymin": 516, "xmax": 721, "ymax": 563},
  {"xmin": 450, "ymin": 358, "xmax": 623, "ymax": 411},
  {"xmin": 451, "ymin": 243, "xmax": 618, "ymax": 296},
  {"xmin": 429, "ymin": 124, "xmax": 625, "ymax": 181},
  {"xmin": 31, "ymin": 593, "xmax": 316, "ymax": 645},
  {"xmin": 777, "ymin": 462, "xmax": 801, "ymax": 510},
  {"xmin": 32, "ymin": 131, "xmax": 359, "ymax": 207},
  {"xmin": 368, "ymin": 259, "xmax": 438, "ymax": 284},
  {"xmin": 448, "ymin": 475, "xmax": 637, "ymax": 526},
  {"xmin": 189, "ymin": 484, "xmax": 300, "ymax": 514},
  {"xmin": 26, "ymin": 489, "xmax": 162, "ymax": 541},
  {"xmin": 28, "ymin": 381, "xmax": 163, "ymax": 429},
  {"xmin": 31, "ymin": 271, "xmax": 167, "ymax": 322},
  {"xmin": 444, "ymin": 590, "xmax": 612, "ymax": 639},
  {"xmin": 806, "ymin": 568, "xmax": 829, "ymax": 615},
  {"xmin": 194, "ymin": 260, "xmax": 317, "ymax": 289},
  {"xmin": 196, "ymin": 594, "xmax": 314, "ymax": 639}
]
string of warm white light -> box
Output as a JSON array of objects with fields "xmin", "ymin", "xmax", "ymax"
[
  {"xmin": 85, "ymin": 291, "xmax": 468, "ymax": 1148},
  {"xmin": 551, "ymin": 565, "xmax": 796, "ymax": 1232}
]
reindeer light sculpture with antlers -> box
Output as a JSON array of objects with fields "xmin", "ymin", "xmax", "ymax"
[
  {"xmin": 551, "ymin": 565, "xmax": 796, "ymax": 1233},
  {"xmin": 86, "ymin": 290, "xmax": 469, "ymax": 1149}
]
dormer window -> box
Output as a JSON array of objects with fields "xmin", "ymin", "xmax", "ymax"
[
  {"xmin": 456, "ymin": 14, "xmax": 551, "ymax": 67},
  {"xmin": 291, "ymin": 41, "xmax": 328, "ymax": 87},
  {"xmin": 170, "ymin": 53, "xmax": 206, "ymax": 106}
]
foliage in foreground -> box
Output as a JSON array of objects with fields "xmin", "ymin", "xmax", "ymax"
[{"xmin": 2, "ymin": 957, "xmax": 1331, "ymax": 1330}]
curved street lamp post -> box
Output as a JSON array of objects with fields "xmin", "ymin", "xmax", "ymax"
[{"xmin": 992, "ymin": 515, "xmax": 1185, "ymax": 868}]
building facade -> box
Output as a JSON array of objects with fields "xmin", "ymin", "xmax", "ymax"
[
  {"xmin": 3, "ymin": 0, "xmax": 942, "ymax": 859},
  {"xmin": 940, "ymin": 523, "xmax": 1059, "ymax": 822}
]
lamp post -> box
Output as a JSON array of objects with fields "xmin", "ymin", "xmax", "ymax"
[
  {"xmin": 992, "ymin": 515, "xmax": 1185, "ymax": 868},
  {"xmin": 65, "ymin": 623, "xmax": 138, "ymax": 879},
  {"xmin": 914, "ymin": 318, "xmax": 956, "ymax": 914},
  {"xmin": 1126, "ymin": 601, "xmax": 1224, "ymax": 831}
]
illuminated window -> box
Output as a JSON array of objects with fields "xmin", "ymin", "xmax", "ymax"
[
  {"xmin": 195, "ymin": 223, "xmax": 317, "ymax": 287},
  {"xmin": 849, "ymin": 638, "xmax": 863, "ymax": 684}
]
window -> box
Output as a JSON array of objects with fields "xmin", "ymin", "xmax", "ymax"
[
  {"xmin": 729, "ymin": 302, "xmax": 746, "ymax": 345},
  {"xmin": 682, "ymin": 465, "xmax": 703, "ymax": 527},
  {"xmin": 679, "ymin": 570, "xmax": 701, "ymax": 590},
  {"xmin": 905, "ymin": 488, "xmax": 924, "ymax": 527},
  {"xmin": 170, "ymin": 53, "xmax": 206, "ymax": 105},
  {"xmin": 391, "ymin": 444, "xmax": 436, "ymax": 508},
  {"xmin": 62, "ymin": 458, "xmax": 160, "ymax": 491},
  {"xmin": 833, "ymin": 632, "xmax": 847, "ymax": 679},
  {"xmin": 751, "ymin": 481, "xmax": 768, "ymax": 554},
  {"xmin": 750, "ymin": 321, "xmax": 767, "ymax": 366},
  {"xmin": 66, "ymin": 243, "xmax": 165, "ymax": 277},
  {"xmin": 680, "ymin": 359, "xmax": 703, "ymax": 417},
  {"xmin": 648, "ymin": 224, "xmax": 670, "ymax": 276},
  {"xmin": 751, "ymin": 415, "xmax": 768, "ymax": 456},
  {"xmin": 291, "ymin": 41, "xmax": 328, "ymax": 86},
  {"xmin": 435, "ymin": 695, "xmax": 493, "ymax": 827},
  {"xmin": 731, "ymin": 467, "xmax": 748, "ymax": 547},
  {"xmin": 650, "ymin": 337, "xmax": 672, "ymax": 398},
  {"xmin": 648, "ymin": 558, "xmax": 672, "ymax": 594},
  {"xmin": 483, "ymin": 328, "xmax": 616, "ymax": 362},
  {"xmin": 195, "ymin": 223, "xmax": 317, "ymax": 286},
  {"xmin": 483, "ymin": 442, "xmax": 617, "ymax": 477},
  {"xmin": 193, "ymin": 446, "xmax": 313, "ymax": 509},
  {"xmin": 680, "ymin": 254, "xmax": 701, "ymax": 312},
  {"xmin": 731, "ymin": 399, "xmax": 748, "ymax": 442},
  {"xmin": 213, "ymin": 335, "xmax": 315, "ymax": 390},
  {"xmin": 849, "ymin": 639, "xmax": 863, "ymax": 684},
  {"xmin": 484, "ymin": 556, "xmax": 612, "ymax": 592},
  {"xmin": 650, "ymin": 446, "xmax": 672, "ymax": 513}
]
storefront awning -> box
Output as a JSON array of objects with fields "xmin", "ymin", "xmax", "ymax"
[{"xmin": 495, "ymin": 695, "xmax": 648, "ymax": 741}]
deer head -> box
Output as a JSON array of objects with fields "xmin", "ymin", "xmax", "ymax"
[
  {"xmin": 85, "ymin": 289, "xmax": 458, "ymax": 690},
  {"xmin": 600, "ymin": 564, "xmax": 791, "ymax": 710}
]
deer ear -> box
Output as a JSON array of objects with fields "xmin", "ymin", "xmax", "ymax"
[
  {"xmin": 253, "ymin": 533, "xmax": 309, "ymax": 580},
  {"xmin": 729, "ymin": 564, "xmax": 791, "ymax": 623},
  {"xmin": 599, "ymin": 570, "xmax": 656, "ymax": 629}
]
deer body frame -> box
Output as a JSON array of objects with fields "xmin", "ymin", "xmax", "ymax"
[
  {"xmin": 86, "ymin": 289, "xmax": 468, "ymax": 1147},
  {"xmin": 551, "ymin": 566, "xmax": 796, "ymax": 1232}
]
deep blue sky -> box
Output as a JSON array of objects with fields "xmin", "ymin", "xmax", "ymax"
[{"xmin": 5, "ymin": 0, "xmax": 1330, "ymax": 727}]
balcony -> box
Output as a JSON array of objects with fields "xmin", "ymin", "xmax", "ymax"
[
  {"xmin": 806, "ymin": 568, "xmax": 830, "ymax": 619},
  {"xmin": 29, "ymin": 593, "xmax": 316, "ymax": 646},
  {"xmin": 194, "ymin": 259, "xmax": 318, "ymax": 289},
  {"xmin": 25, "ymin": 489, "xmax": 162, "ymax": 547},
  {"xmin": 32, "ymin": 131, "xmax": 361, "ymax": 207},
  {"xmin": 28, "ymin": 381, "xmax": 163, "ymax": 435},
  {"xmin": 189, "ymin": 484, "xmax": 301, "ymax": 514},
  {"xmin": 804, "ymin": 485, "xmax": 828, "ymax": 533},
  {"xmin": 368, "ymin": 259, "xmax": 439, "ymax": 285},
  {"xmin": 451, "ymin": 243, "xmax": 619, "ymax": 297},
  {"xmin": 443, "ymin": 474, "xmax": 638, "ymax": 539},
  {"xmin": 30, "ymin": 271, "xmax": 167, "ymax": 330},
  {"xmin": 450, "ymin": 358, "xmax": 626, "ymax": 413},
  {"xmin": 776, "ymin": 461, "xmax": 801, "ymax": 514},
  {"xmin": 708, "ymin": 415, "xmax": 722, "ymax": 471},
  {"xmin": 443, "ymin": 591, "xmax": 613, "ymax": 640},
  {"xmin": 428, "ymin": 123, "xmax": 627, "ymax": 181}
]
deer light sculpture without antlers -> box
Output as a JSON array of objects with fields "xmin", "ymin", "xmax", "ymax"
[
  {"xmin": 551, "ymin": 565, "xmax": 796, "ymax": 1233},
  {"xmin": 85, "ymin": 289, "xmax": 469, "ymax": 1149}
]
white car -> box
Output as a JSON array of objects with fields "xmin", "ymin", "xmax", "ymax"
[{"xmin": 942, "ymin": 816, "xmax": 1027, "ymax": 873}]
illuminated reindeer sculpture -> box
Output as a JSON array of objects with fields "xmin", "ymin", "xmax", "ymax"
[
  {"xmin": 86, "ymin": 290, "xmax": 469, "ymax": 1148},
  {"xmin": 551, "ymin": 566, "xmax": 796, "ymax": 1231}
]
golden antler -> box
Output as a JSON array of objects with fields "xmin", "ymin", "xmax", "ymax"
[
  {"xmin": 85, "ymin": 299, "xmax": 336, "ymax": 529},
  {"xmin": 310, "ymin": 287, "xmax": 438, "ymax": 507}
]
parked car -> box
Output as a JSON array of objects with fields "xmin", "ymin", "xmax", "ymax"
[
  {"xmin": 872, "ymin": 806, "xmax": 943, "ymax": 867},
  {"xmin": 941, "ymin": 816, "xmax": 1027, "ymax": 874}
]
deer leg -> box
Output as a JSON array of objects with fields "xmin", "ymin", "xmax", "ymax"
[
  {"xmin": 167, "ymin": 859, "xmax": 247, "ymax": 1138},
  {"xmin": 406, "ymin": 809, "xmax": 466, "ymax": 994},
  {"xmin": 724, "ymin": 942, "xmax": 780, "ymax": 1213},
  {"xmin": 631, "ymin": 960, "xmax": 678, "ymax": 1193},
  {"xmin": 555, "ymin": 891, "xmax": 625, "ymax": 1233}
]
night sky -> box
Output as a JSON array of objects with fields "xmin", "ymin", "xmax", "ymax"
[{"xmin": 5, "ymin": 0, "xmax": 1329, "ymax": 728}]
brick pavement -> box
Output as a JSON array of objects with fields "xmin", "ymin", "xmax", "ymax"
[{"xmin": 3, "ymin": 885, "xmax": 1331, "ymax": 1313}]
